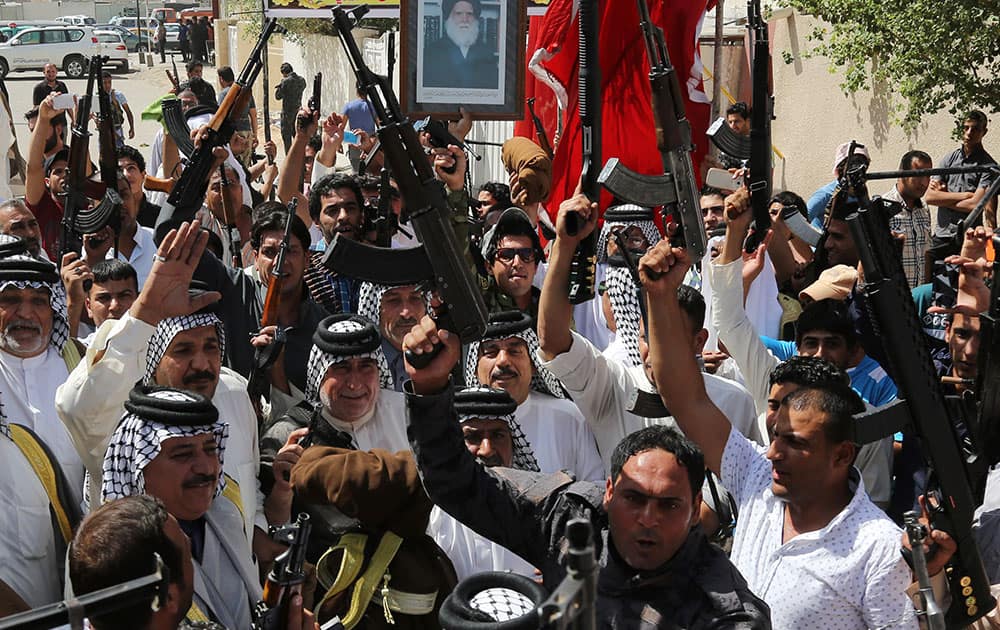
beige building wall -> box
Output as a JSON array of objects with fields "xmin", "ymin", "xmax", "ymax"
[{"xmin": 701, "ymin": 10, "xmax": 968, "ymax": 201}]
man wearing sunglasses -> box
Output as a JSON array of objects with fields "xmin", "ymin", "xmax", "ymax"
[{"xmin": 479, "ymin": 207, "xmax": 545, "ymax": 319}]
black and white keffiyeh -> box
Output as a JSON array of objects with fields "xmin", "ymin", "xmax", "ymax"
[
  {"xmin": 306, "ymin": 314, "xmax": 393, "ymax": 401},
  {"xmin": 0, "ymin": 254, "xmax": 70, "ymax": 352},
  {"xmin": 455, "ymin": 386, "xmax": 539, "ymax": 472},
  {"xmin": 596, "ymin": 204, "xmax": 661, "ymax": 264},
  {"xmin": 605, "ymin": 262, "xmax": 643, "ymax": 368},
  {"xmin": 357, "ymin": 282, "xmax": 430, "ymax": 331},
  {"xmin": 101, "ymin": 386, "xmax": 229, "ymax": 503},
  {"xmin": 143, "ymin": 313, "xmax": 227, "ymax": 384},
  {"xmin": 464, "ymin": 311, "xmax": 566, "ymax": 399}
]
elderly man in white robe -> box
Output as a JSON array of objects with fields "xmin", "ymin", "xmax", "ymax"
[
  {"xmin": 465, "ymin": 310, "xmax": 605, "ymax": 482},
  {"xmin": 0, "ymin": 239, "xmax": 87, "ymax": 505},
  {"xmin": 101, "ymin": 384, "xmax": 261, "ymax": 629},
  {"xmin": 55, "ymin": 221, "xmax": 264, "ymax": 544}
]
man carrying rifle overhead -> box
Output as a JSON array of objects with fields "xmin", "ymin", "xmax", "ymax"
[
  {"xmin": 25, "ymin": 94, "xmax": 71, "ymax": 260},
  {"xmin": 642, "ymin": 237, "xmax": 917, "ymax": 629}
]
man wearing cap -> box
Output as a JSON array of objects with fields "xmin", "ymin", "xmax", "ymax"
[
  {"xmin": 423, "ymin": 0, "xmax": 498, "ymax": 90},
  {"xmin": 466, "ymin": 310, "xmax": 605, "ymax": 482},
  {"xmin": 806, "ymin": 141, "xmax": 870, "ymax": 228},
  {"xmin": 56, "ymin": 221, "xmax": 264, "ymax": 542},
  {"xmin": 358, "ymin": 282, "xmax": 427, "ymax": 392},
  {"xmin": 480, "ymin": 207, "xmax": 545, "ymax": 318},
  {"xmin": 275, "ymin": 63, "xmax": 307, "ymax": 154},
  {"xmin": 25, "ymin": 93, "xmax": 70, "ymax": 261},
  {"xmin": 101, "ymin": 384, "xmax": 261, "ymax": 629},
  {"xmin": 711, "ymin": 194, "xmax": 895, "ymax": 508},
  {"xmin": 927, "ymin": 111, "xmax": 997, "ymax": 245}
]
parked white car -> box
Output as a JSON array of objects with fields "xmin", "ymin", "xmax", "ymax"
[
  {"xmin": 108, "ymin": 16, "xmax": 159, "ymax": 32},
  {"xmin": 0, "ymin": 26, "xmax": 100, "ymax": 79},
  {"xmin": 56, "ymin": 15, "xmax": 97, "ymax": 27},
  {"xmin": 94, "ymin": 30, "xmax": 130, "ymax": 72}
]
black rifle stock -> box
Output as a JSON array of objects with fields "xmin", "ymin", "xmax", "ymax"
[
  {"xmin": 744, "ymin": 0, "xmax": 772, "ymax": 253},
  {"xmin": 565, "ymin": 0, "xmax": 600, "ymax": 305},
  {"xmin": 323, "ymin": 6, "xmax": 487, "ymax": 366},
  {"xmin": 973, "ymin": 235, "xmax": 1000, "ymax": 470},
  {"xmin": 165, "ymin": 18, "xmax": 285, "ymax": 218},
  {"xmin": 537, "ymin": 518, "xmax": 597, "ymax": 630},
  {"xmin": 848, "ymin": 196, "xmax": 994, "ymax": 626}
]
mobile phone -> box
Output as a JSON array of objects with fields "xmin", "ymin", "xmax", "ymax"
[
  {"xmin": 343, "ymin": 130, "xmax": 360, "ymax": 144},
  {"xmin": 53, "ymin": 93, "xmax": 76, "ymax": 112},
  {"xmin": 705, "ymin": 167, "xmax": 743, "ymax": 191}
]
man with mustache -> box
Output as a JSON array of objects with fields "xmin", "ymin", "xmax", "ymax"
[
  {"xmin": 404, "ymin": 320, "xmax": 771, "ymax": 627},
  {"xmin": 100, "ymin": 384, "xmax": 261, "ymax": 628},
  {"xmin": 357, "ymin": 282, "xmax": 427, "ymax": 391},
  {"xmin": 56, "ymin": 221, "xmax": 266, "ymax": 545},
  {"xmin": 260, "ymin": 313, "xmax": 410, "ymax": 560},
  {"xmin": 423, "ymin": 0, "xmax": 499, "ymax": 90},
  {"xmin": 480, "ymin": 207, "xmax": 544, "ymax": 318},
  {"xmin": 466, "ymin": 310, "xmax": 605, "ymax": 482},
  {"xmin": 0, "ymin": 244, "xmax": 86, "ymax": 506},
  {"xmin": 0, "ymin": 199, "xmax": 46, "ymax": 260}
]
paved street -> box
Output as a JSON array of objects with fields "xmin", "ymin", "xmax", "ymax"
[{"xmin": 7, "ymin": 51, "xmax": 218, "ymax": 159}]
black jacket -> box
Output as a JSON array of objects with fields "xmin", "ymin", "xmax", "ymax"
[{"xmin": 406, "ymin": 385, "xmax": 771, "ymax": 629}]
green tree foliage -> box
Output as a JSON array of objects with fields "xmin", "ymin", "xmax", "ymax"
[
  {"xmin": 779, "ymin": 0, "xmax": 1000, "ymax": 131},
  {"xmin": 227, "ymin": 0, "xmax": 395, "ymax": 43}
]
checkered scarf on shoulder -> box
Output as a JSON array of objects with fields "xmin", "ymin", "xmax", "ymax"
[
  {"xmin": 143, "ymin": 313, "xmax": 227, "ymax": 384},
  {"xmin": 605, "ymin": 263, "xmax": 643, "ymax": 367},
  {"xmin": 101, "ymin": 386, "xmax": 229, "ymax": 504},
  {"xmin": 464, "ymin": 311, "xmax": 566, "ymax": 399},
  {"xmin": 455, "ymin": 385, "xmax": 539, "ymax": 472},
  {"xmin": 306, "ymin": 314, "xmax": 393, "ymax": 401}
]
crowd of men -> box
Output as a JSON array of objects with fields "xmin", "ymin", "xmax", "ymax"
[{"xmin": 2, "ymin": 46, "xmax": 1000, "ymax": 630}]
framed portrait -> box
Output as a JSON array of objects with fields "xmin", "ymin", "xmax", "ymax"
[{"xmin": 401, "ymin": 0, "xmax": 526, "ymax": 119}]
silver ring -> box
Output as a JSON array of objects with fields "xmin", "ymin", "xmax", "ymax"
[{"xmin": 153, "ymin": 254, "xmax": 168, "ymax": 263}]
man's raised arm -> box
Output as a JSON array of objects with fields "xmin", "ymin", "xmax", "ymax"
[
  {"xmin": 537, "ymin": 189, "xmax": 598, "ymax": 360},
  {"xmin": 642, "ymin": 241, "xmax": 730, "ymax": 473}
]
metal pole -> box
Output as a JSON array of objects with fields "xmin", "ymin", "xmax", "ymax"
[
  {"xmin": 136, "ymin": 0, "xmax": 145, "ymax": 64},
  {"xmin": 711, "ymin": 0, "xmax": 724, "ymax": 123},
  {"xmin": 145, "ymin": 0, "xmax": 153, "ymax": 66}
]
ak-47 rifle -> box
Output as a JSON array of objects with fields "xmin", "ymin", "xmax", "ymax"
[
  {"xmin": 217, "ymin": 164, "xmax": 243, "ymax": 268},
  {"xmin": 597, "ymin": 0, "xmax": 707, "ymax": 261},
  {"xmin": 247, "ymin": 201, "xmax": 296, "ymax": 408},
  {"xmin": 95, "ymin": 57, "xmax": 123, "ymax": 255},
  {"xmin": 308, "ymin": 72, "xmax": 321, "ymax": 116},
  {"xmin": 322, "ymin": 6, "xmax": 487, "ymax": 366},
  {"xmin": 743, "ymin": 0, "xmax": 772, "ymax": 252},
  {"xmin": 163, "ymin": 18, "xmax": 285, "ymax": 220},
  {"xmin": 252, "ymin": 514, "xmax": 315, "ymax": 630},
  {"xmin": 565, "ymin": 0, "xmax": 600, "ymax": 305},
  {"xmin": 527, "ymin": 97, "xmax": 554, "ymax": 159},
  {"xmin": 371, "ymin": 168, "xmax": 398, "ymax": 248},
  {"xmin": 846, "ymin": 147, "xmax": 995, "ymax": 626},
  {"xmin": 60, "ymin": 55, "xmax": 122, "ymax": 269}
]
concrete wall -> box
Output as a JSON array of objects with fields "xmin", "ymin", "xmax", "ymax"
[{"xmin": 702, "ymin": 10, "xmax": 961, "ymax": 199}]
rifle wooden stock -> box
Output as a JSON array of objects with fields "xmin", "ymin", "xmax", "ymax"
[
  {"xmin": 849, "ymin": 199, "xmax": 994, "ymax": 627},
  {"xmin": 166, "ymin": 69, "xmax": 180, "ymax": 92},
  {"xmin": 144, "ymin": 175, "xmax": 175, "ymax": 193},
  {"xmin": 166, "ymin": 18, "xmax": 284, "ymax": 215}
]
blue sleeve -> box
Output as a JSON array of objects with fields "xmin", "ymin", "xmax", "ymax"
[
  {"xmin": 807, "ymin": 181, "xmax": 835, "ymax": 226},
  {"xmin": 760, "ymin": 336, "xmax": 796, "ymax": 361}
]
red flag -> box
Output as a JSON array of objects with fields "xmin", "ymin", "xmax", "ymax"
[{"xmin": 516, "ymin": 0, "xmax": 715, "ymax": 222}]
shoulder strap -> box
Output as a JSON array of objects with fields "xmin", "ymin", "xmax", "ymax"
[
  {"xmin": 186, "ymin": 600, "xmax": 212, "ymax": 624},
  {"xmin": 342, "ymin": 532, "xmax": 403, "ymax": 629},
  {"xmin": 317, "ymin": 532, "xmax": 370, "ymax": 603},
  {"xmin": 9, "ymin": 424, "xmax": 77, "ymax": 544},
  {"xmin": 219, "ymin": 473, "xmax": 246, "ymax": 530},
  {"xmin": 61, "ymin": 339, "xmax": 84, "ymax": 373}
]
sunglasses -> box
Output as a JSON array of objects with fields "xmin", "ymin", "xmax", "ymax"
[{"xmin": 495, "ymin": 247, "xmax": 536, "ymax": 264}]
